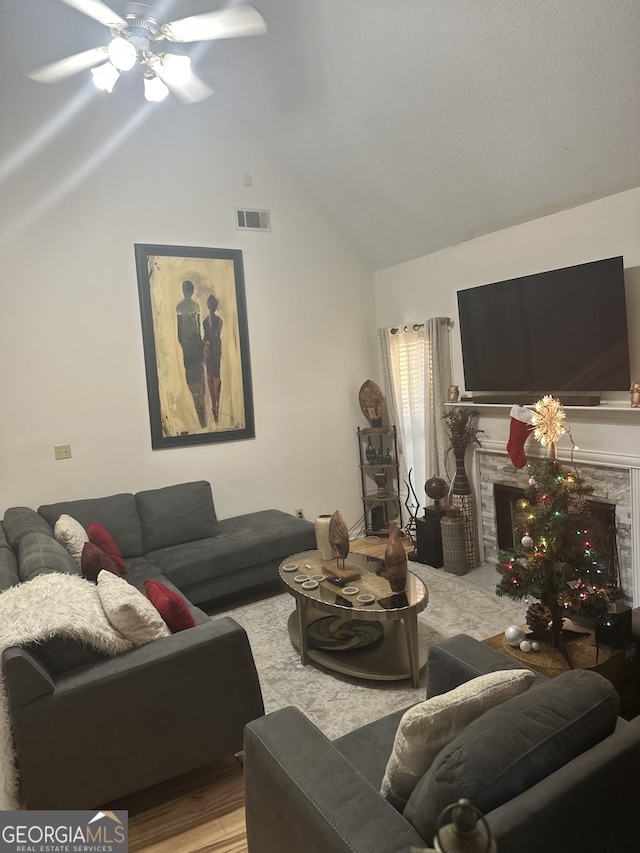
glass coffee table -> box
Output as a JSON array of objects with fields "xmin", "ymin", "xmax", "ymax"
[{"xmin": 279, "ymin": 549, "xmax": 428, "ymax": 687}]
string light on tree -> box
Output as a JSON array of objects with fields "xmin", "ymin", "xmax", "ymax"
[{"xmin": 496, "ymin": 395, "xmax": 620, "ymax": 665}]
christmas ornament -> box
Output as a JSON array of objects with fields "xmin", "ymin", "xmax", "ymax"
[
  {"xmin": 531, "ymin": 396, "xmax": 566, "ymax": 457},
  {"xmin": 526, "ymin": 602, "xmax": 552, "ymax": 632},
  {"xmin": 528, "ymin": 477, "xmax": 536, "ymax": 486},
  {"xmin": 519, "ymin": 640, "xmax": 532, "ymax": 653},
  {"xmin": 507, "ymin": 405, "xmax": 533, "ymax": 468},
  {"xmin": 521, "ymin": 534, "xmax": 533, "ymax": 549},
  {"xmin": 504, "ymin": 625, "xmax": 526, "ymax": 647},
  {"xmin": 531, "ymin": 642, "xmax": 540, "ymax": 651}
]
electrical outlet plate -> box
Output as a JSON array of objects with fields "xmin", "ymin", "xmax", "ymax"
[
  {"xmin": 54, "ymin": 444, "xmax": 72, "ymax": 460},
  {"xmin": 295, "ymin": 509, "xmax": 305, "ymax": 519}
]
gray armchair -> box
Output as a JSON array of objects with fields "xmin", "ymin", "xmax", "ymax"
[{"xmin": 244, "ymin": 634, "xmax": 640, "ymax": 853}]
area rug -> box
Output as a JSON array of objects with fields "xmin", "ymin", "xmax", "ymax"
[{"xmin": 213, "ymin": 564, "xmax": 527, "ymax": 740}]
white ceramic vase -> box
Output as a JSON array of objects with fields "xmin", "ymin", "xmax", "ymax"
[{"xmin": 315, "ymin": 514, "xmax": 333, "ymax": 560}]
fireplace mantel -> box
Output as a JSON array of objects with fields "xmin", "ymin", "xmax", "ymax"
[
  {"xmin": 447, "ymin": 401, "xmax": 640, "ymax": 425},
  {"xmin": 476, "ymin": 439, "xmax": 640, "ymax": 471}
]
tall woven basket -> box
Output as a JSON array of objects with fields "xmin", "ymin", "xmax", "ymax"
[{"xmin": 441, "ymin": 510, "xmax": 468, "ymax": 575}]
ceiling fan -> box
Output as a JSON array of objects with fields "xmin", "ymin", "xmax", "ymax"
[{"xmin": 28, "ymin": 0, "xmax": 267, "ymax": 103}]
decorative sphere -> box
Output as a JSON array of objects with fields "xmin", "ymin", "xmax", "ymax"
[
  {"xmin": 519, "ymin": 640, "xmax": 532, "ymax": 653},
  {"xmin": 521, "ymin": 535, "xmax": 533, "ymax": 549},
  {"xmin": 425, "ymin": 477, "xmax": 448, "ymax": 502},
  {"xmin": 531, "ymin": 642, "xmax": 540, "ymax": 652},
  {"xmin": 505, "ymin": 625, "xmax": 526, "ymax": 647},
  {"xmin": 529, "ymin": 477, "xmax": 536, "ymax": 486}
]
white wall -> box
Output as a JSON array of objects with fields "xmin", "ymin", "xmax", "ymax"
[
  {"xmin": 0, "ymin": 83, "xmax": 376, "ymax": 528},
  {"xmin": 374, "ymin": 187, "xmax": 640, "ymax": 457}
]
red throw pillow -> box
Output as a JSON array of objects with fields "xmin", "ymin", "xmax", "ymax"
[
  {"xmin": 87, "ymin": 522, "xmax": 127, "ymax": 573},
  {"xmin": 144, "ymin": 579, "xmax": 196, "ymax": 633},
  {"xmin": 81, "ymin": 542, "xmax": 121, "ymax": 582}
]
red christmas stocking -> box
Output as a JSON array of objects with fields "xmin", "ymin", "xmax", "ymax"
[{"xmin": 507, "ymin": 405, "xmax": 533, "ymax": 468}]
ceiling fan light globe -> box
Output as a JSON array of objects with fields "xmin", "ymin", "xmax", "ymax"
[
  {"xmin": 144, "ymin": 73, "xmax": 169, "ymax": 102},
  {"xmin": 159, "ymin": 54, "xmax": 192, "ymax": 86},
  {"xmin": 107, "ymin": 36, "xmax": 137, "ymax": 71},
  {"xmin": 91, "ymin": 61, "xmax": 120, "ymax": 92}
]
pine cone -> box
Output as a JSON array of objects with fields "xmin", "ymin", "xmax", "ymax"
[{"xmin": 526, "ymin": 603, "xmax": 552, "ymax": 632}]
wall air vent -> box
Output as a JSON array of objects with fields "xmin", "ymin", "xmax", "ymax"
[{"xmin": 235, "ymin": 208, "xmax": 271, "ymax": 232}]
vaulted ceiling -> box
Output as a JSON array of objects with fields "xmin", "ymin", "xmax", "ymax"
[{"xmin": 3, "ymin": 0, "xmax": 640, "ymax": 269}]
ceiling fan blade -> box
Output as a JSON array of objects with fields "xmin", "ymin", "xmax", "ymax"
[
  {"xmin": 58, "ymin": 0, "xmax": 127, "ymax": 27},
  {"xmin": 163, "ymin": 72, "xmax": 214, "ymax": 103},
  {"xmin": 162, "ymin": 4, "xmax": 267, "ymax": 43},
  {"xmin": 147, "ymin": 53, "xmax": 213, "ymax": 104},
  {"xmin": 28, "ymin": 46, "xmax": 109, "ymax": 83}
]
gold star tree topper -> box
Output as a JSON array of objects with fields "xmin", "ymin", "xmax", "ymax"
[{"xmin": 531, "ymin": 395, "xmax": 566, "ymax": 457}]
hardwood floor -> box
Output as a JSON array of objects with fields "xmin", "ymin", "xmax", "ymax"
[{"xmin": 111, "ymin": 757, "xmax": 247, "ymax": 853}]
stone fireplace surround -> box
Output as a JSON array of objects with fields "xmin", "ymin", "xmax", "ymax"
[{"xmin": 473, "ymin": 441, "xmax": 639, "ymax": 608}]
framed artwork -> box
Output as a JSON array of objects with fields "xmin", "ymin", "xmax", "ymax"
[{"xmin": 134, "ymin": 243, "xmax": 255, "ymax": 449}]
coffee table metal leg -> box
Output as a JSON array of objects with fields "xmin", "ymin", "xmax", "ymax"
[
  {"xmin": 404, "ymin": 610, "xmax": 420, "ymax": 688},
  {"xmin": 297, "ymin": 599, "xmax": 310, "ymax": 665}
]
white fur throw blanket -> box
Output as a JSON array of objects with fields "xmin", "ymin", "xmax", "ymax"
[{"xmin": 0, "ymin": 573, "xmax": 134, "ymax": 809}]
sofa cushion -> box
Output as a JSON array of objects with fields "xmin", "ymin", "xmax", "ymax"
[
  {"xmin": 404, "ymin": 669, "xmax": 619, "ymax": 843},
  {"xmin": 381, "ymin": 668, "xmax": 536, "ymax": 809},
  {"xmin": 54, "ymin": 514, "xmax": 89, "ymax": 566},
  {"xmin": 18, "ymin": 532, "xmax": 79, "ymax": 582},
  {"xmin": 87, "ymin": 522, "xmax": 127, "ymax": 573},
  {"xmin": 144, "ymin": 579, "xmax": 197, "ymax": 632},
  {"xmin": 97, "ymin": 571, "xmax": 170, "ymax": 645},
  {"xmin": 38, "ymin": 493, "xmax": 143, "ymax": 558},
  {"xmin": 135, "ymin": 481, "xmax": 220, "ymax": 552},
  {"xmin": 333, "ymin": 707, "xmax": 409, "ymax": 790},
  {"xmin": 81, "ymin": 542, "xmax": 121, "ymax": 582},
  {"xmin": 0, "ymin": 530, "xmax": 20, "ymax": 591},
  {"xmin": 147, "ymin": 510, "xmax": 317, "ymax": 589},
  {"xmin": 3, "ymin": 507, "xmax": 54, "ymax": 551}
]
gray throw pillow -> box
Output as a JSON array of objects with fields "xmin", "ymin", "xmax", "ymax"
[
  {"xmin": 404, "ymin": 669, "xmax": 619, "ymax": 844},
  {"xmin": 380, "ymin": 669, "xmax": 536, "ymax": 808},
  {"xmin": 18, "ymin": 532, "xmax": 79, "ymax": 581},
  {"xmin": 3, "ymin": 507, "xmax": 54, "ymax": 551}
]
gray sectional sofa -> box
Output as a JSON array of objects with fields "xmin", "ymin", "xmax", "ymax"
[
  {"xmin": 245, "ymin": 634, "xmax": 640, "ymax": 853},
  {"xmin": 0, "ymin": 480, "xmax": 316, "ymax": 809}
]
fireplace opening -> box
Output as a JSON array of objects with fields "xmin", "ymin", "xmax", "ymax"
[{"xmin": 493, "ymin": 484, "xmax": 618, "ymax": 586}]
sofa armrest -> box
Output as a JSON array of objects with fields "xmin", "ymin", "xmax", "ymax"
[
  {"xmin": 426, "ymin": 634, "xmax": 547, "ymax": 698},
  {"xmin": 7, "ymin": 617, "xmax": 264, "ymax": 808},
  {"xmin": 3, "ymin": 648, "xmax": 55, "ymax": 705},
  {"xmin": 244, "ymin": 706, "xmax": 426, "ymax": 853}
]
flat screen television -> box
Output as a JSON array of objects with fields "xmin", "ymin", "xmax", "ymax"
[{"xmin": 456, "ymin": 256, "xmax": 630, "ymax": 398}]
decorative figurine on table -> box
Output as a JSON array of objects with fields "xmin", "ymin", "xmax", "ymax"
[
  {"xmin": 448, "ymin": 385, "xmax": 460, "ymax": 403},
  {"xmin": 325, "ymin": 510, "xmax": 360, "ymax": 583},
  {"xmin": 631, "ymin": 382, "xmax": 640, "ymax": 408}
]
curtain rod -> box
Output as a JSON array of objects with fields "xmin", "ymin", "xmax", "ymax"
[{"xmin": 390, "ymin": 318, "xmax": 452, "ymax": 334}]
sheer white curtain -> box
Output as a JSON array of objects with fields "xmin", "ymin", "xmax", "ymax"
[{"xmin": 378, "ymin": 319, "xmax": 452, "ymax": 519}]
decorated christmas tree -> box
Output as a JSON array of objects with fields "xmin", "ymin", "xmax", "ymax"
[{"xmin": 495, "ymin": 397, "xmax": 614, "ymax": 659}]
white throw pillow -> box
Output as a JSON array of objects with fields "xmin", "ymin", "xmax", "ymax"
[
  {"xmin": 380, "ymin": 668, "xmax": 536, "ymax": 806},
  {"xmin": 53, "ymin": 513, "xmax": 89, "ymax": 567},
  {"xmin": 97, "ymin": 570, "xmax": 170, "ymax": 646}
]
